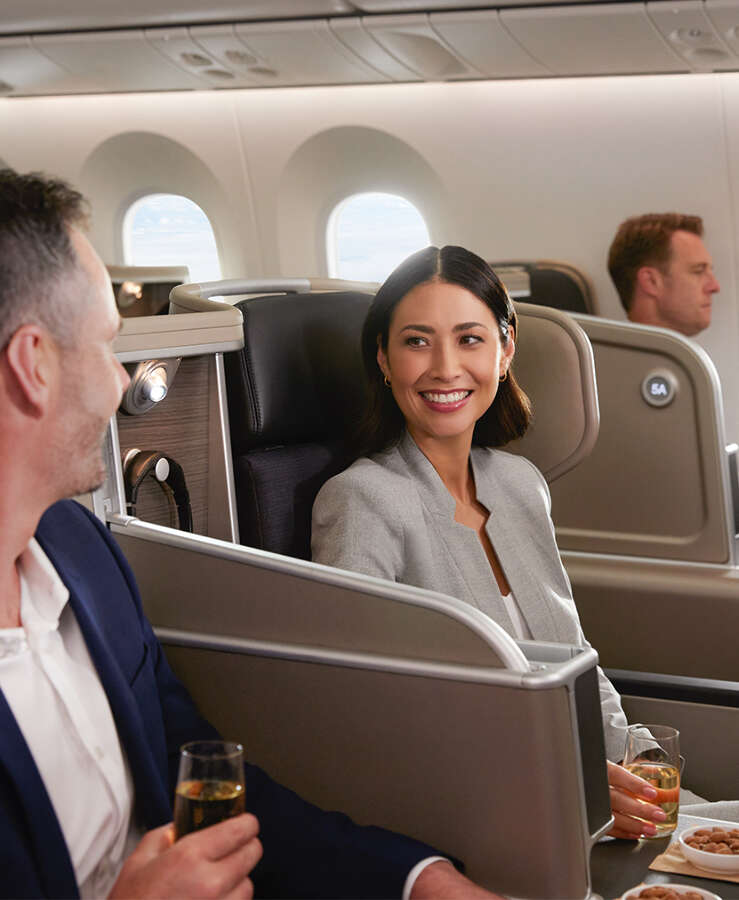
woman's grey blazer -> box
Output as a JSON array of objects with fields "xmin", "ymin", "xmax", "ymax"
[{"xmin": 312, "ymin": 430, "xmax": 628, "ymax": 762}]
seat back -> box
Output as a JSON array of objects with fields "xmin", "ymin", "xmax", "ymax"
[
  {"xmin": 107, "ymin": 264, "xmax": 189, "ymax": 317},
  {"xmin": 491, "ymin": 259, "xmax": 598, "ymax": 315},
  {"xmin": 110, "ymin": 514, "xmax": 611, "ymax": 899},
  {"xmin": 223, "ymin": 290, "xmax": 598, "ymax": 556},
  {"xmin": 550, "ymin": 316, "xmax": 735, "ymax": 564}
]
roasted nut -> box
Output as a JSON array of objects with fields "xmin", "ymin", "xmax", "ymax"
[{"xmin": 629, "ymin": 888, "xmax": 703, "ymax": 900}]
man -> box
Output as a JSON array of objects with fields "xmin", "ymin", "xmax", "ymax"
[
  {"xmin": 607, "ymin": 212, "xmax": 720, "ymax": 336},
  {"xmin": 0, "ymin": 170, "xmax": 497, "ymax": 899}
]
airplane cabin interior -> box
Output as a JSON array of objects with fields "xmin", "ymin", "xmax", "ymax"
[{"xmin": 3, "ymin": 0, "xmax": 739, "ymax": 897}]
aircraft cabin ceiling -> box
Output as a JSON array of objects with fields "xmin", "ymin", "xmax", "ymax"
[{"xmin": 4, "ymin": 0, "xmax": 739, "ymax": 94}]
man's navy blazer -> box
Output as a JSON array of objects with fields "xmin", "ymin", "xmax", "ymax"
[{"xmin": 0, "ymin": 500, "xmax": 437, "ymax": 899}]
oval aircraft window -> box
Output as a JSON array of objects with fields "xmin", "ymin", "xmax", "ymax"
[
  {"xmin": 327, "ymin": 192, "xmax": 430, "ymax": 283},
  {"xmin": 123, "ymin": 193, "xmax": 222, "ymax": 282}
]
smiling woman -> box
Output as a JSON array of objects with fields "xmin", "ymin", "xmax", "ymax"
[
  {"xmin": 311, "ymin": 244, "xmax": 670, "ymax": 843},
  {"xmin": 355, "ymin": 245, "xmax": 530, "ymax": 458}
]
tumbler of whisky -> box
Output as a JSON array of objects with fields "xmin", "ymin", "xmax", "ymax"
[
  {"xmin": 174, "ymin": 741, "xmax": 245, "ymax": 839},
  {"xmin": 623, "ymin": 724, "xmax": 681, "ymax": 837}
]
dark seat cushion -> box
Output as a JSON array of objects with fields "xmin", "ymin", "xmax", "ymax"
[
  {"xmin": 224, "ymin": 290, "xmax": 373, "ymax": 557},
  {"xmin": 234, "ymin": 441, "xmax": 349, "ymax": 560}
]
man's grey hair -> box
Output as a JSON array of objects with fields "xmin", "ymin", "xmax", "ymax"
[{"xmin": 0, "ymin": 169, "xmax": 93, "ymax": 350}]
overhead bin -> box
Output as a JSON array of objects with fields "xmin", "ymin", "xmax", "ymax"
[
  {"xmin": 501, "ymin": 3, "xmax": 688, "ymax": 75},
  {"xmin": 0, "ymin": 36, "xmax": 90, "ymax": 96},
  {"xmin": 232, "ymin": 19, "xmax": 390, "ymax": 86},
  {"xmin": 0, "ymin": 1, "xmax": 357, "ymax": 35},
  {"xmin": 329, "ymin": 18, "xmax": 423, "ymax": 80},
  {"xmin": 358, "ymin": 14, "xmax": 486, "ymax": 80},
  {"xmin": 31, "ymin": 30, "xmax": 205, "ymax": 94},
  {"xmin": 430, "ymin": 10, "xmax": 551, "ymax": 78}
]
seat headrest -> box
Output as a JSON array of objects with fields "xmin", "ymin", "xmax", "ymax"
[
  {"xmin": 508, "ymin": 303, "xmax": 599, "ymax": 481},
  {"xmin": 491, "ymin": 260, "xmax": 596, "ymax": 315},
  {"xmin": 225, "ymin": 291, "xmax": 373, "ymax": 455}
]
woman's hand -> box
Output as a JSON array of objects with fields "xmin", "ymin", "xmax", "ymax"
[{"xmin": 607, "ymin": 760, "xmax": 667, "ymax": 839}]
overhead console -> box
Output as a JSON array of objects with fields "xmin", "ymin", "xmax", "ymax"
[{"xmin": 4, "ymin": 1, "xmax": 739, "ymax": 95}]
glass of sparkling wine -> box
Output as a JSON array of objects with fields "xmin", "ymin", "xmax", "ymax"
[
  {"xmin": 174, "ymin": 741, "xmax": 245, "ymax": 839},
  {"xmin": 623, "ymin": 724, "xmax": 681, "ymax": 838}
]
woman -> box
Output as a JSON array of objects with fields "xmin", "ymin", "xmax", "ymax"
[{"xmin": 312, "ymin": 245, "xmax": 668, "ymax": 839}]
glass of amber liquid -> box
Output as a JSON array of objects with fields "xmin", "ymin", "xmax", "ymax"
[
  {"xmin": 174, "ymin": 741, "xmax": 245, "ymax": 839},
  {"xmin": 623, "ymin": 724, "xmax": 681, "ymax": 838}
]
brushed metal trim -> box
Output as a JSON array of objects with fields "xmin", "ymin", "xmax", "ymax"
[
  {"xmin": 154, "ymin": 626, "xmax": 597, "ymax": 689},
  {"xmin": 211, "ymin": 352, "xmax": 239, "ymax": 543},
  {"xmin": 93, "ymin": 416, "xmax": 126, "ymax": 519},
  {"xmin": 561, "ymin": 548, "xmax": 736, "ymax": 573},
  {"xmin": 109, "ymin": 514, "xmax": 529, "ymax": 670},
  {"xmin": 116, "ymin": 339, "xmax": 243, "ymax": 363}
]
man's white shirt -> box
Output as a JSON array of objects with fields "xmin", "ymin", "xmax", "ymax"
[{"xmin": 0, "ymin": 538, "xmax": 140, "ymax": 898}]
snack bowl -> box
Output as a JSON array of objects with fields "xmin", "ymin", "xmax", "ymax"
[
  {"xmin": 619, "ymin": 883, "xmax": 722, "ymax": 900},
  {"xmin": 678, "ymin": 823, "xmax": 739, "ymax": 874}
]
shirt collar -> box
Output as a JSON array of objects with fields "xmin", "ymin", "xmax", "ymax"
[{"xmin": 18, "ymin": 537, "xmax": 70, "ymax": 636}]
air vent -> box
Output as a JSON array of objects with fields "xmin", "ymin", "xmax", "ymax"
[
  {"xmin": 704, "ymin": 0, "xmax": 739, "ymax": 60},
  {"xmin": 180, "ymin": 52, "xmax": 212, "ymax": 67},
  {"xmin": 225, "ymin": 49, "xmax": 258, "ymax": 67},
  {"xmin": 188, "ymin": 24, "xmax": 261, "ymax": 86},
  {"xmin": 249, "ymin": 66, "xmax": 278, "ymax": 77},
  {"xmin": 204, "ymin": 68, "xmax": 235, "ymax": 79},
  {"xmin": 648, "ymin": 0, "xmax": 734, "ymax": 72}
]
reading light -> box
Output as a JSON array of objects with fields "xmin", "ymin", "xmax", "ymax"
[{"xmin": 120, "ymin": 358, "xmax": 181, "ymax": 415}]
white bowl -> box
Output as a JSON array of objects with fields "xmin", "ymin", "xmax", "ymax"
[
  {"xmin": 678, "ymin": 823, "xmax": 739, "ymax": 874},
  {"xmin": 619, "ymin": 883, "xmax": 722, "ymax": 900}
]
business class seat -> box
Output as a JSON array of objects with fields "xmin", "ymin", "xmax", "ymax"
[
  {"xmin": 221, "ymin": 287, "xmax": 598, "ymax": 558},
  {"xmin": 215, "ymin": 287, "xmax": 739, "ymax": 802},
  {"xmin": 103, "ymin": 278, "xmax": 612, "ymax": 897},
  {"xmin": 490, "ymin": 259, "xmax": 599, "ymax": 315},
  {"xmin": 107, "ymin": 264, "xmax": 189, "ymax": 317},
  {"xmin": 548, "ymin": 315, "xmax": 739, "ymax": 800}
]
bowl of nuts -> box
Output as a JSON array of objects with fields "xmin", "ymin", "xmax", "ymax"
[
  {"xmin": 620, "ymin": 884, "xmax": 721, "ymax": 900},
  {"xmin": 678, "ymin": 823, "xmax": 739, "ymax": 874}
]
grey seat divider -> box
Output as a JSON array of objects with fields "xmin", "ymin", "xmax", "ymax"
[
  {"xmin": 110, "ymin": 515, "xmax": 612, "ymax": 899},
  {"xmin": 551, "ymin": 315, "xmax": 734, "ymax": 563}
]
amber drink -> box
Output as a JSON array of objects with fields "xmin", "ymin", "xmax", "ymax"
[
  {"xmin": 174, "ymin": 741, "xmax": 245, "ymax": 840},
  {"xmin": 623, "ymin": 725, "xmax": 681, "ymax": 838}
]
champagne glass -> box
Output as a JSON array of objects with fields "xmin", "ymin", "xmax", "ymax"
[
  {"xmin": 623, "ymin": 724, "xmax": 681, "ymax": 838},
  {"xmin": 174, "ymin": 741, "xmax": 245, "ymax": 839}
]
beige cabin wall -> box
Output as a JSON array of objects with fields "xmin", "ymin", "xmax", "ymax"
[{"xmin": 0, "ymin": 72, "xmax": 737, "ymax": 435}]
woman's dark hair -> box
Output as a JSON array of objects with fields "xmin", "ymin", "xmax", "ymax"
[{"xmin": 355, "ymin": 245, "xmax": 531, "ymax": 456}]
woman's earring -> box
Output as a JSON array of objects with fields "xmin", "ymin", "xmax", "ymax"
[
  {"xmin": 384, "ymin": 375, "xmax": 391, "ymax": 387},
  {"xmin": 499, "ymin": 370, "xmax": 508, "ymax": 383}
]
